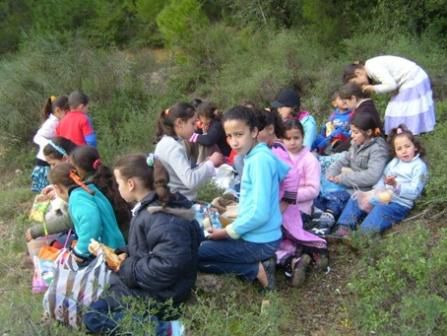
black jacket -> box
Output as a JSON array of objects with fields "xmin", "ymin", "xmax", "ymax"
[
  {"xmin": 115, "ymin": 192, "xmax": 201, "ymax": 306},
  {"xmin": 196, "ymin": 119, "xmax": 231, "ymax": 156}
]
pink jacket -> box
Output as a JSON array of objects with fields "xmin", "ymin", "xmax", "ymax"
[{"xmin": 293, "ymin": 147, "xmax": 321, "ymax": 215}]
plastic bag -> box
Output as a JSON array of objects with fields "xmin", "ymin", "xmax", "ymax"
[
  {"xmin": 355, "ymin": 189, "xmax": 393, "ymax": 213},
  {"xmin": 43, "ymin": 251, "xmax": 111, "ymax": 328}
]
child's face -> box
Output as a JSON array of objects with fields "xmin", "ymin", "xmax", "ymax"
[
  {"xmin": 45, "ymin": 155, "xmax": 67, "ymax": 169},
  {"xmin": 283, "ymin": 128, "xmax": 304, "ymax": 154},
  {"xmin": 350, "ymin": 68, "xmax": 369, "ymax": 86},
  {"xmin": 53, "ymin": 184, "xmax": 69, "ymax": 201},
  {"xmin": 257, "ymin": 124, "xmax": 275, "ymax": 146},
  {"xmin": 343, "ymin": 96, "xmax": 358, "ymax": 110},
  {"xmin": 334, "ymin": 96, "xmax": 349, "ymax": 111},
  {"xmin": 224, "ymin": 119, "xmax": 258, "ymax": 156},
  {"xmin": 114, "ymin": 169, "xmax": 135, "ymax": 203},
  {"xmin": 175, "ymin": 116, "xmax": 197, "ymax": 140},
  {"xmin": 277, "ymin": 106, "xmax": 294, "ymax": 120},
  {"xmin": 198, "ymin": 115, "xmax": 211, "ymax": 129},
  {"xmin": 394, "ymin": 135, "xmax": 417, "ymax": 162},
  {"xmin": 350, "ymin": 125, "xmax": 370, "ymax": 146},
  {"xmin": 54, "ymin": 107, "xmax": 67, "ymax": 120}
]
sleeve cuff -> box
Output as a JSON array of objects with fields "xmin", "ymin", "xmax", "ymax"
[{"xmin": 225, "ymin": 224, "xmax": 240, "ymax": 239}]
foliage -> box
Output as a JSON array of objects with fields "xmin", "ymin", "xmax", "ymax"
[{"xmin": 349, "ymin": 224, "xmax": 447, "ymax": 335}]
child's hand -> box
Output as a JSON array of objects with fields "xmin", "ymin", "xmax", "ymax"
[
  {"xmin": 362, "ymin": 85, "xmax": 375, "ymax": 94},
  {"xmin": 384, "ymin": 176, "xmax": 397, "ymax": 187},
  {"xmin": 208, "ymin": 152, "xmax": 224, "ymax": 167},
  {"xmin": 207, "ymin": 228, "xmax": 229, "ymax": 240},
  {"xmin": 328, "ymin": 175, "xmax": 341, "ymax": 183},
  {"xmin": 40, "ymin": 185, "xmax": 56, "ymax": 200},
  {"xmin": 25, "ymin": 229, "xmax": 33, "ymax": 242}
]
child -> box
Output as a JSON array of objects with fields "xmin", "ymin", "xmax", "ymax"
[
  {"xmin": 84, "ymin": 154, "xmax": 200, "ymax": 334},
  {"xmin": 343, "ymin": 56, "xmax": 435, "ymax": 135},
  {"xmin": 271, "ymin": 87, "xmax": 318, "ymax": 148},
  {"xmin": 312, "ymin": 91, "xmax": 353, "ymax": 155},
  {"xmin": 313, "ymin": 112, "xmax": 389, "ymax": 236},
  {"xmin": 189, "ymin": 101, "xmax": 231, "ymax": 157},
  {"xmin": 56, "ymin": 90, "xmax": 97, "ymax": 146},
  {"xmin": 154, "ymin": 102, "xmax": 224, "ymax": 200},
  {"xmin": 70, "ymin": 146, "xmax": 131, "ymax": 240},
  {"xmin": 48, "ymin": 163, "xmax": 125, "ymax": 264},
  {"xmin": 333, "ymin": 124, "xmax": 428, "ymax": 236},
  {"xmin": 272, "ymin": 119, "xmax": 328, "ymax": 286},
  {"xmin": 198, "ymin": 106, "xmax": 289, "ymax": 290},
  {"xmin": 339, "ymin": 82, "xmax": 382, "ymax": 130},
  {"xmin": 42, "ymin": 137, "xmax": 77, "ymax": 168},
  {"xmin": 31, "ymin": 96, "xmax": 69, "ymax": 192}
]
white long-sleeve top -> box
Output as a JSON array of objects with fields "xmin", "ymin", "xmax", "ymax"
[
  {"xmin": 365, "ymin": 56, "xmax": 419, "ymax": 94},
  {"xmin": 33, "ymin": 114, "xmax": 59, "ymax": 161},
  {"xmin": 374, "ymin": 155, "xmax": 428, "ymax": 208}
]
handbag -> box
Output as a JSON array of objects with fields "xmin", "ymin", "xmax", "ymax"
[{"xmin": 42, "ymin": 251, "xmax": 111, "ymax": 328}]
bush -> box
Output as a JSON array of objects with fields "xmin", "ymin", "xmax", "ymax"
[{"xmin": 349, "ymin": 224, "xmax": 447, "ymax": 335}]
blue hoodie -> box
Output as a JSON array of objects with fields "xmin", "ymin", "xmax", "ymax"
[
  {"xmin": 226, "ymin": 143, "xmax": 289, "ymax": 243},
  {"xmin": 69, "ymin": 184, "xmax": 126, "ymax": 259}
]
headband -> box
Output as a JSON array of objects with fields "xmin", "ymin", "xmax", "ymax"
[{"xmin": 48, "ymin": 140, "xmax": 67, "ymax": 157}]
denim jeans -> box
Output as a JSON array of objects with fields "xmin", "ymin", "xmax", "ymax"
[
  {"xmin": 337, "ymin": 197, "xmax": 410, "ymax": 233},
  {"xmin": 198, "ymin": 238, "xmax": 280, "ymax": 281},
  {"xmin": 83, "ymin": 297, "xmax": 175, "ymax": 335},
  {"xmin": 314, "ymin": 190, "xmax": 351, "ymax": 219}
]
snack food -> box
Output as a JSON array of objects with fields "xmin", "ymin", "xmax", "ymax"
[{"xmin": 88, "ymin": 239, "xmax": 121, "ymax": 270}]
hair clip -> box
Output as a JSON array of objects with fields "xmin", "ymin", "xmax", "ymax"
[
  {"xmin": 92, "ymin": 158, "xmax": 101, "ymax": 170},
  {"xmin": 164, "ymin": 108, "xmax": 170, "ymax": 116},
  {"xmin": 48, "ymin": 140, "xmax": 67, "ymax": 157},
  {"xmin": 69, "ymin": 169, "xmax": 94, "ymax": 194},
  {"xmin": 50, "ymin": 95, "xmax": 57, "ymax": 102},
  {"xmin": 396, "ymin": 127, "xmax": 402, "ymax": 134},
  {"xmin": 146, "ymin": 153, "xmax": 155, "ymax": 168}
]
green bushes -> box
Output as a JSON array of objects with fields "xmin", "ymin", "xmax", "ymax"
[{"xmin": 349, "ymin": 224, "xmax": 447, "ymax": 335}]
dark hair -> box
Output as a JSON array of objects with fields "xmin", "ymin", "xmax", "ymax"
[
  {"xmin": 342, "ymin": 61, "xmax": 366, "ymax": 83},
  {"xmin": 48, "ymin": 162, "xmax": 76, "ymax": 187},
  {"xmin": 70, "ymin": 146, "xmax": 131, "ymax": 236},
  {"xmin": 43, "ymin": 136, "xmax": 77, "ymax": 160},
  {"xmin": 283, "ymin": 119, "xmax": 305, "ymax": 137},
  {"xmin": 388, "ymin": 124, "xmax": 426, "ymax": 159},
  {"xmin": 339, "ymin": 82, "xmax": 369, "ymax": 100},
  {"xmin": 68, "ymin": 90, "xmax": 89, "ymax": 109},
  {"xmin": 254, "ymin": 108, "xmax": 285, "ymax": 138},
  {"xmin": 351, "ymin": 112, "xmax": 381, "ymax": 136},
  {"xmin": 197, "ymin": 101, "xmax": 221, "ymax": 121},
  {"xmin": 41, "ymin": 96, "xmax": 69, "ymax": 120},
  {"xmin": 222, "ymin": 105, "xmax": 258, "ymax": 131},
  {"xmin": 114, "ymin": 154, "xmax": 171, "ymax": 206},
  {"xmin": 191, "ymin": 98, "xmax": 203, "ymax": 109},
  {"xmin": 155, "ymin": 102, "xmax": 196, "ymax": 140}
]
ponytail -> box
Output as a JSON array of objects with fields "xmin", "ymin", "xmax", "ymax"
[
  {"xmin": 115, "ymin": 154, "xmax": 171, "ymax": 207},
  {"xmin": 41, "ymin": 95, "xmax": 69, "ymax": 121},
  {"xmin": 155, "ymin": 102, "xmax": 196, "ymax": 142}
]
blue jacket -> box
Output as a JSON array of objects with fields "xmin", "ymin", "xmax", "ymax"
[
  {"xmin": 226, "ymin": 143, "xmax": 289, "ymax": 243},
  {"xmin": 374, "ymin": 155, "xmax": 428, "ymax": 208},
  {"xmin": 69, "ymin": 184, "xmax": 125, "ymax": 259}
]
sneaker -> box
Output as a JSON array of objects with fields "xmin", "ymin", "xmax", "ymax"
[
  {"xmin": 291, "ymin": 254, "xmax": 311, "ymax": 287},
  {"xmin": 319, "ymin": 211, "xmax": 336, "ymax": 228},
  {"xmin": 311, "ymin": 226, "xmax": 331, "ymax": 237},
  {"xmin": 261, "ymin": 256, "xmax": 277, "ymax": 291},
  {"xmin": 312, "ymin": 252, "xmax": 329, "ymax": 272},
  {"xmin": 326, "ymin": 225, "xmax": 352, "ymax": 243}
]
